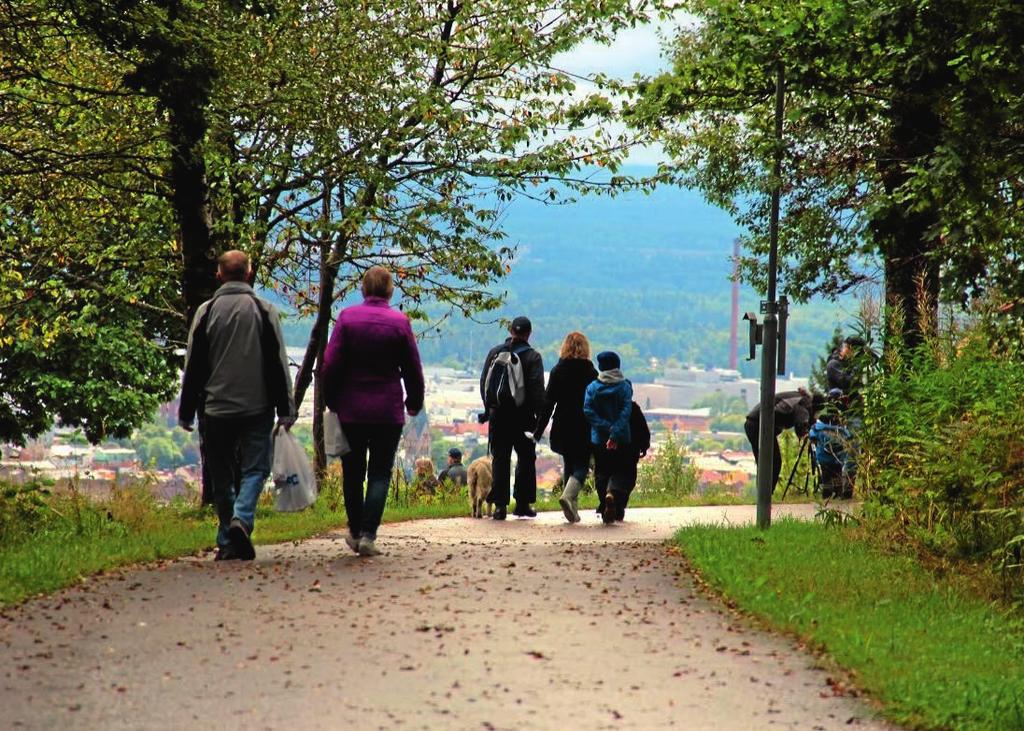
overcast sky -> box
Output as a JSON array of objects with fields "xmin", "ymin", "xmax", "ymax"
[{"xmin": 551, "ymin": 18, "xmax": 685, "ymax": 165}]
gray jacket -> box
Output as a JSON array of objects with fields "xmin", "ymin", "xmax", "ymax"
[{"xmin": 178, "ymin": 281, "xmax": 295, "ymax": 423}]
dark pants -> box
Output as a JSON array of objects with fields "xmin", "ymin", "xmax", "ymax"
[
  {"xmin": 203, "ymin": 411, "xmax": 274, "ymax": 548},
  {"xmin": 561, "ymin": 447, "xmax": 591, "ymax": 486},
  {"xmin": 745, "ymin": 417, "xmax": 782, "ymax": 489},
  {"xmin": 489, "ymin": 423, "xmax": 536, "ymax": 507},
  {"xmin": 593, "ymin": 444, "xmax": 638, "ymax": 517},
  {"xmin": 340, "ymin": 422, "xmax": 403, "ymax": 540}
]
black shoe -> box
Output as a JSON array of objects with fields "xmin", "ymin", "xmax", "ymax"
[
  {"xmin": 227, "ymin": 517, "xmax": 256, "ymax": 560},
  {"xmin": 492, "ymin": 506, "xmax": 507, "ymax": 521},
  {"xmin": 512, "ymin": 503, "xmax": 537, "ymax": 518},
  {"xmin": 214, "ymin": 545, "xmax": 239, "ymax": 561},
  {"xmin": 602, "ymin": 494, "xmax": 616, "ymax": 525}
]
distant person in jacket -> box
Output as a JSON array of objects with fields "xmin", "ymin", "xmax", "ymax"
[
  {"xmin": 178, "ymin": 250, "xmax": 296, "ymax": 561},
  {"xmin": 321, "ymin": 266, "xmax": 425, "ymax": 557},
  {"xmin": 826, "ymin": 336, "xmax": 866, "ymax": 401},
  {"xmin": 583, "ymin": 351, "xmax": 633, "ymax": 525},
  {"xmin": 534, "ymin": 331, "xmax": 598, "ymax": 523},
  {"xmin": 744, "ymin": 388, "xmax": 826, "ymax": 491},
  {"xmin": 479, "ymin": 316, "xmax": 545, "ymax": 520},
  {"xmin": 438, "ymin": 448, "xmax": 468, "ymax": 487}
]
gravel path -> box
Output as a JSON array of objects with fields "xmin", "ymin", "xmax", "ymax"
[{"xmin": 0, "ymin": 505, "xmax": 895, "ymax": 730}]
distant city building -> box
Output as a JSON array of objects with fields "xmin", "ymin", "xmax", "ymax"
[{"xmin": 634, "ymin": 367, "xmax": 808, "ymax": 410}]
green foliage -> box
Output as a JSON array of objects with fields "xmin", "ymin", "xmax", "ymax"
[
  {"xmin": 1, "ymin": 0, "xmax": 668, "ymax": 445},
  {"xmin": 859, "ymin": 317, "xmax": 1024, "ymax": 601},
  {"xmin": 131, "ymin": 422, "xmax": 198, "ymax": 470},
  {"xmin": 676, "ymin": 519, "xmax": 1024, "ymax": 731},
  {"xmin": 634, "ymin": 0, "xmax": 1024, "ymax": 347},
  {"xmin": 636, "ymin": 432, "xmax": 698, "ymax": 498},
  {"xmin": 0, "ymin": 480, "xmax": 51, "ymax": 545}
]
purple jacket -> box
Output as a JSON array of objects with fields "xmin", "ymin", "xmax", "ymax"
[{"xmin": 321, "ymin": 297, "xmax": 425, "ymax": 424}]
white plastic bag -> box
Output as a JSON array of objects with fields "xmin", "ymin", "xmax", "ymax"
[
  {"xmin": 272, "ymin": 428, "xmax": 317, "ymax": 512},
  {"xmin": 324, "ymin": 411, "xmax": 351, "ymax": 458}
]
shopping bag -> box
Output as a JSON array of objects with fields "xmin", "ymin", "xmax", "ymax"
[
  {"xmin": 272, "ymin": 428, "xmax": 317, "ymax": 512},
  {"xmin": 324, "ymin": 411, "xmax": 351, "ymax": 458}
]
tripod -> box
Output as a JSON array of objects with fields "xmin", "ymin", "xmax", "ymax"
[{"xmin": 777, "ymin": 436, "xmax": 818, "ymax": 500}]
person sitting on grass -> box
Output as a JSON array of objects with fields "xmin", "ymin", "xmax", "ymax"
[
  {"xmin": 438, "ymin": 448, "xmax": 468, "ymax": 487},
  {"xmin": 583, "ymin": 351, "xmax": 633, "ymax": 525}
]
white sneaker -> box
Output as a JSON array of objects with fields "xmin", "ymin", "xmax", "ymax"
[
  {"xmin": 344, "ymin": 533, "xmax": 360, "ymax": 554},
  {"xmin": 357, "ymin": 536, "xmax": 381, "ymax": 557}
]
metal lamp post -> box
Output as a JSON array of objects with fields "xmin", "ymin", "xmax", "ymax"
[{"xmin": 755, "ymin": 63, "xmax": 786, "ymax": 530}]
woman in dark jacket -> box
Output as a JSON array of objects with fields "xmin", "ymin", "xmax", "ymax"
[
  {"xmin": 321, "ymin": 266, "xmax": 425, "ymax": 557},
  {"xmin": 534, "ymin": 331, "xmax": 597, "ymax": 523}
]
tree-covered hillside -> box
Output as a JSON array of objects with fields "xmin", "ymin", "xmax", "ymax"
[{"xmin": 284, "ymin": 167, "xmax": 860, "ymax": 376}]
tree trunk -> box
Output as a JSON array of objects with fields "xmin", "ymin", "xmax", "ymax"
[
  {"xmin": 168, "ymin": 101, "xmax": 217, "ymax": 328},
  {"xmin": 293, "ymin": 182, "xmax": 349, "ymax": 482},
  {"xmin": 312, "ymin": 331, "xmax": 328, "ymax": 476},
  {"xmin": 873, "ymin": 87, "xmax": 942, "ymax": 352}
]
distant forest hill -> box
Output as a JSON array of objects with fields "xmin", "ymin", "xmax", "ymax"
[{"xmin": 280, "ymin": 166, "xmax": 864, "ymax": 379}]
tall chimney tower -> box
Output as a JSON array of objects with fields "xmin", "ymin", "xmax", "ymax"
[{"xmin": 729, "ymin": 238, "xmax": 740, "ymax": 371}]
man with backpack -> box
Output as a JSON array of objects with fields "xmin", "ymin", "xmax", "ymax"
[{"xmin": 479, "ymin": 316, "xmax": 545, "ymax": 520}]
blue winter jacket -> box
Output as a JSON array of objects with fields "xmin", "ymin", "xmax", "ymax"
[
  {"xmin": 808, "ymin": 419, "xmax": 852, "ymax": 469},
  {"xmin": 583, "ymin": 379, "xmax": 633, "ymax": 445}
]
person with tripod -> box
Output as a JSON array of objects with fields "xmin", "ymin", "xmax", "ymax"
[{"xmin": 744, "ymin": 388, "xmax": 826, "ymax": 491}]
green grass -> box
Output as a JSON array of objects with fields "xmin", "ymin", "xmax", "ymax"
[{"xmin": 675, "ymin": 519, "xmax": 1024, "ymax": 731}]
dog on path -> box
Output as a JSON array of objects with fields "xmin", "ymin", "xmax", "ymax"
[{"xmin": 467, "ymin": 456, "xmax": 493, "ymax": 518}]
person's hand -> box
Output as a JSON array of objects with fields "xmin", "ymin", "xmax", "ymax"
[
  {"xmin": 178, "ymin": 418, "xmax": 194, "ymax": 432},
  {"xmin": 276, "ymin": 415, "xmax": 297, "ymax": 432},
  {"xmin": 407, "ymin": 407, "xmax": 421, "ymax": 417},
  {"xmin": 606, "ymin": 439, "xmax": 618, "ymax": 450}
]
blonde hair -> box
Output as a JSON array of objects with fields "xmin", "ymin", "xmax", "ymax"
[
  {"xmin": 414, "ymin": 457, "xmax": 435, "ymax": 478},
  {"xmin": 559, "ymin": 331, "xmax": 591, "ymax": 360},
  {"xmin": 361, "ymin": 265, "xmax": 395, "ymax": 299}
]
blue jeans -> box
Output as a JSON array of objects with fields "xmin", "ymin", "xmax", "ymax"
[
  {"xmin": 340, "ymin": 423, "xmax": 403, "ymax": 540},
  {"xmin": 203, "ymin": 411, "xmax": 274, "ymax": 548}
]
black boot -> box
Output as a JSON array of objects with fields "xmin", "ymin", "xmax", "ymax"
[
  {"xmin": 512, "ymin": 503, "xmax": 537, "ymax": 517},
  {"xmin": 601, "ymin": 493, "xmax": 616, "ymax": 525},
  {"xmin": 493, "ymin": 505, "xmax": 507, "ymax": 521}
]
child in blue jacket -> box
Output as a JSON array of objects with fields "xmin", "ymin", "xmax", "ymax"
[{"xmin": 584, "ymin": 351, "xmax": 633, "ymax": 524}]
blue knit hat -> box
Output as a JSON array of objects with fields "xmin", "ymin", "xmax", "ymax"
[{"xmin": 596, "ymin": 351, "xmax": 620, "ymax": 371}]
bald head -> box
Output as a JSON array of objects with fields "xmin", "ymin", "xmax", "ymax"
[{"xmin": 218, "ymin": 250, "xmax": 251, "ymax": 282}]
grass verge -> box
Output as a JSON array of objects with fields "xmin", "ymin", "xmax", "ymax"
[{"xmin": 674, "ymin": 519, "xmax": 1024, "ymax": 731}]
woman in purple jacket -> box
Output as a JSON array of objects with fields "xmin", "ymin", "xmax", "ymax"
[{"xmin": 321, "ymin": 266, "xmax": 425, "ymax": 557}]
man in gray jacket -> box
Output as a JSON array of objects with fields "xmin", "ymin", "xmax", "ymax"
[{"xmin": 178, "ymin": 250, "xmax": 295, "ymax": 560}]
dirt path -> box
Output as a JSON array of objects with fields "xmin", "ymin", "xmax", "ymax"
[{"xmin": 1, "ymin": 505, "xmax": 894, "ymax": 730}]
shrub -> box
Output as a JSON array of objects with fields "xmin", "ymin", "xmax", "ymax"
[
  {"xmin": 636, "ymin": 432, "xmax": 698, "ymax": 498},
  {"xmin": 859, "ymin": 319, "xmax": 1024, "ymax": 602},
  {"xmin": 0, "ymin": 479, "xmax": 52, "ymax": 544}
]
